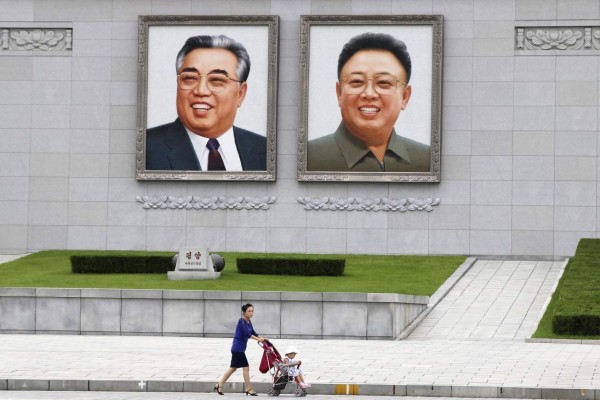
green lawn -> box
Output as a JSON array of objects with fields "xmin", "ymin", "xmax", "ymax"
[
  {"xmin": 0, "ymin": 250, "xmax": 466, "ymax": 296},
  {"xmin": 532, "ymin": 239, "xmax": 600, "ymax": 339}
]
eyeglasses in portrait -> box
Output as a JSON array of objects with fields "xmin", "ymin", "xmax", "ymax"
[
  {"xmin": 297, "ymin": 15, "xmax": 443, "ymax": 183},
  {"xmin": 136, "ymin": 15, "xmax": 279, "ymax": 181}
]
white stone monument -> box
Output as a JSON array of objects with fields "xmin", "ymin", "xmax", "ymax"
[{"xmin": 167, "ymin": 247, "xmax": 221, "ymax": 280}]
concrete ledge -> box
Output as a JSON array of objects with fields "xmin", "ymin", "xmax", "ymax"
[
  {"xmin": 121, "ymin": 289, "xmax": 162, "ymax": 299},
  {"xmin": 36, "ymin": 288, "xmax": 80, "ymax": 298},
  {"xmin": 398, "ymin": 294, "xmax": 429, "ymax": 304},
  {"xmin": 357, "ymin": 383, "xmax": 407, "ymax": 396},
  {"xmin": 89, "ymin": 380, "xmax": 147, "ymax": 392},
  {"xmin": 323, "ymin": 292, "xmax": 367, "ymax": 302},
  {"xmin": 0, "ymin": 288, "xmax": 36, "ymax": 297},
  {"xmin": 302, "ymin": 383, "xmax": 337, "ymax": 395},
  {"xmin": 7, "ymin": 379, "xmax": 49, "ymax": 390},
  {"xmin": 183, "ymin": 381, "xmax": 244, "ymax": 393},
  {"xmin": 367, "ymin": 292, "xmax": 400, "ymax": 302},
  {"xmin": 163, "ymin": 290, "xmax": 204, "ymax": 300},
  {"xmin": 281, "ymin": 292, "xmax": 322, "ymax": 301},
  {"xmin": 81, "ymin": 289, "xmax": 121, "ymax": 298},
  {"xmin": 542, "ymin": 388, "xmax": 595, "ymax": 399},
  {"xmin": 453, "ymin": 385, "xmax": 499, "ymax": 398},
  {"xmin": 49, "ymin": 380, "xmax": 88, "ymax": 391},
  {"xmin": 36, "ymin": 330, "xmax": 79, "ymax": 335},
  {"xmin": 204, "ymin": 291, "xmax": 241, "ymax": 300},
  {"xmin": 527, "ymin": 338, "xmax": 600, "ymax": 345},
  {"xmin": 583, "ymin": 340, "xmax": 600, "ymax": 345},
  {"xmin": 0, "ymin": 288, "xmax": 436, "ymax": 339},
  {"xmin": 499, "ymin": 386, "xmax": 542, "ymax": 398},
  {"xmin": 1, "ymin": 379, "xmax": 597, "ymax": 399},
  {"xmin": 407, "ymin": 384, "xmax": 452, "ymax": 397},
  {"xmin": 243, "ymin": 291, "xmax": 281, "ymax": 301},
  {"xmin": 147, "ymin": 380, "xmax": 184, "ymax": 392}
]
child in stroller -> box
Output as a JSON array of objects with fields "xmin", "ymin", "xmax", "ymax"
[
  {"xmin": 283, "ymin": 346, "xmax": 311, "ymax": 389},
  {"xmin": 259, "ymin": 341, "xmax": 309, "ymax": 397}
]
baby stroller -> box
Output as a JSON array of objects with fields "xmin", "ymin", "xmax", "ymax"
[{"xmin": 259, "ymin": 340, "xmax": 308, "ymax": 397}]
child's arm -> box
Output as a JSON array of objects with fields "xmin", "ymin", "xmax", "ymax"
[{"xmin": 283, "ymin": 357, "xmax": 301, "ymax": 367}]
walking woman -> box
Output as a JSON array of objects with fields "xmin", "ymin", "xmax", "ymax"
[{"xmin": 214, "ymin": 303, "xmax": 267, "ymax": 396}]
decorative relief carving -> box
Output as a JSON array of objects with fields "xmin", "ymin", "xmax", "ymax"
[
  {"xmin": 0, "ymin": 28, "xmax": 72, "ymax": 51},
  {"xmin": 516, "ymin": 26, "xmax": 600, "ymax": 50},
  {"xmin": 297, "ymin": 197, "xmax": 441, "ymax": 212},
  {"xmin": 136, "ymin": 195, "xmax": 276, "ymax": 210}
]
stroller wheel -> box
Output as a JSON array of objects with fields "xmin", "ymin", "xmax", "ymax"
[
  {"xmin": 267, "ymin": 388, "xmax": 277, "ymax": 397},
  {"xmin": 293, "ymin": 388, "xmax": 304, "ymax": 397},
  {"xmin": 301, "ymin": 388, "xmax": 308, "ymax": 397}
]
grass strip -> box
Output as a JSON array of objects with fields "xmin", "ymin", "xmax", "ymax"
[
  {"xmin": 532, "ymin": 239, "xmax": 600, "ymax": 339},
  {"xmin": 0, "ymin": 250, "xmax": 465, "ymax": 296}
]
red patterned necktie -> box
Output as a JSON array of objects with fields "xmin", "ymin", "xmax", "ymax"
[{"xmin": 207, "ymin": 138, "xmax": 226, "ymax": 171}]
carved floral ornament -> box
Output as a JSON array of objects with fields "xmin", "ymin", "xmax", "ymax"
[
  {"xmin": 136, "ymin": 195, "xmax": 441, "ymax": 212},
  {"xmin": 136, "ymin": 196, "xmax": 277, "ymax": 210},
  {"xmin": 516, "ymin": 26, "xmax": 600, "ymax": 50},
  {"xmin": 297, "ymin": 197, "xmax": 441, "ymax": 212},
  {"xmin": 1, "ymin": 28, "xmax": 72, "ymax": 51}
]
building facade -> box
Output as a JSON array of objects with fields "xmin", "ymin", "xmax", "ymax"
[{"xmin": 1, "ymin": 0, "xmax": 599, "ymax": 257}]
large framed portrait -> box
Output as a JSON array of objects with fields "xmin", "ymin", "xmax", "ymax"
[
  {"xmin": 136, "ymin": 15, "xmax": 279, "ymax": 181},
  {"xmin": 297, "ymin": 15, "xmax": 443, "ymax": 182}
]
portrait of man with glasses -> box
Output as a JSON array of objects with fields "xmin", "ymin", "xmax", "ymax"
[
  {"xmin": 307, "ymin": 32, "xmax": 431, "ymax": 173},
  {"xmin": 145, "ymin": 34, "xmax": 266, "ymax": 171}
]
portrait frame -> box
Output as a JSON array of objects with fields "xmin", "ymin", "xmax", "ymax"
[
  {"xmin": 297, "ymin": 15, "xmax": 443, "ymax": 183},
  {"xmin": 136, "ymin": 15, "xmax": 279, "ymax": 181}
]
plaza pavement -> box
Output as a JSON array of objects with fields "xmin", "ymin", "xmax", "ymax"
[{"xmin": 0, "ymin": 255, "xmax": 598, "ymax": 399}]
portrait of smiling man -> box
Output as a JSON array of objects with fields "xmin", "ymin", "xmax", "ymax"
[
  {"xmin": 146, "ymin": 34, "xmax": 267, "ymax": 171},
  {"xmin": 307, "ymin": 32, "xmax": 431, "ymax": 172}
]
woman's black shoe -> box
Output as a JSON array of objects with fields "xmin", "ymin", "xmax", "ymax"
[
  {"xmin": 245, "ymin": 389, "xmax": 258, "ymax": 396},
  {"xmin": 214, "ymin": 383, "xmax": 224, "ymax": 395}
]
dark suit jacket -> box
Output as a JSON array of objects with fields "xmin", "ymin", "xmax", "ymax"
[{"xmin": 145, "ymin": 118, "xmax": 267, "ymax": 171}]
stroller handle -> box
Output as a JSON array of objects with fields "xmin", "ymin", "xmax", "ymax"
[{"xmin": 258, "ymin": 339, "xmax": 273, "ymax": 349}]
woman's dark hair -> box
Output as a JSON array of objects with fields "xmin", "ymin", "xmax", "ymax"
[
  {"xmin": 337, "ymin": 32, "xmax": 412, "ymax": 83},
  {"xmin": 241, "ymin": 303, "xmax": 253, "ymax": 313}
]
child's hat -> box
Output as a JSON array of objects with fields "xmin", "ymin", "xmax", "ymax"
[{"xmin": 285, "ymin": 345, "xmax": 298, "ymax": 355}]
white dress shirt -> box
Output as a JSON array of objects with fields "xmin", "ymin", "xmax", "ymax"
[{"xmin": 185, "ymin": 127, "xmax": 243, "ymax": 171}]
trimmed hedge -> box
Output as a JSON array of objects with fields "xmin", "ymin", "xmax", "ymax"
[
  {"xmin": 71, "ymin": 255, "xmax": 174, "ymax": 274},
  {"xmin": 237, "ymin": 258, "xmax": 344, "ymax": 276},
  {"xmin": 553, "ymin": 314, "xmax": 600, "ymax": 336},
  {"xmin": 551, "ymin": 239, "xmax": 600, "ymax": 336}
]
